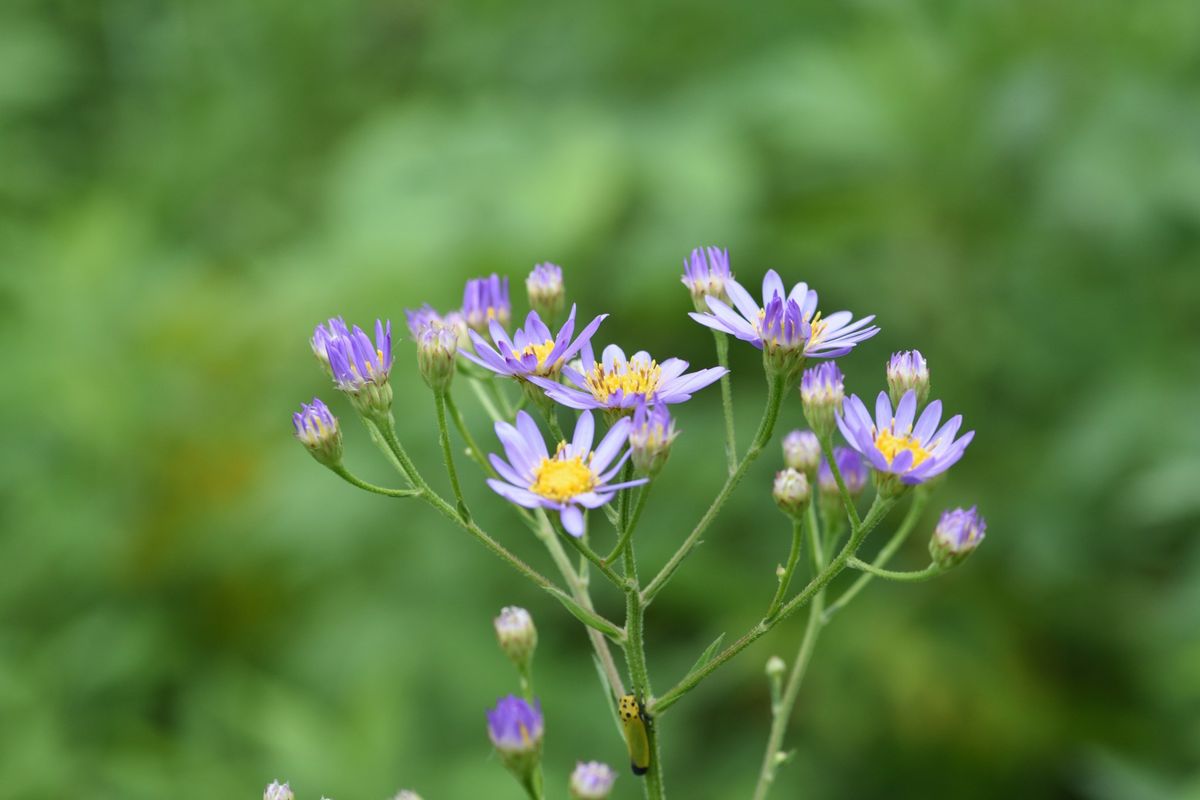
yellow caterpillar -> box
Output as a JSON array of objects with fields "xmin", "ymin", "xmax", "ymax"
[{"xmin": 618, "ymin": 694, "xmax": 651, "ymax": 776}]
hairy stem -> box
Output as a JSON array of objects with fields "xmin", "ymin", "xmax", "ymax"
[
  {"xmin": 329, "ymin": 465, "xmax": 421, "ymax": 498},
  {"xmin": 713, "ymin": 331, "xmax": 737, "ymax": 475}
]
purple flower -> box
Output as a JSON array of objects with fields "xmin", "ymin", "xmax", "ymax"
[
  {"xmin": 463, "ymin": 274, "xmax": 511, "ymax": 332},
  {"xmin": 570, "ymin": 761, "xmax": 617, "ymax": 799},
  {"xmin": 837, "ymin": 390, "xmax": 974, "ymax": 485},
  {"xmin": 405, "ymin": 304, "xmax": 469, "ymax": 345},
  {"xmin": 486, "ymin": 410, "xmax": 647, "ymax": 537},
  {"xmin": 311, "ymin": 316, "xmax": 350, "ymax": 368},
  {"xmin": 887, "ymin": 349, "xmax": 930, "ymax": 405},
  {"xmin": 293, "ymin": 397, "xmax": 342, "ymax": 466},
  {"xmin": 930, "ymin": 506, "xmax": 986, "ymax": 567},
  {"xmin": 817, "ymin": 447, "xmax": 867, "ymax": 496},
  {"xmin": 800, "ymin": 362, "xmax": 845, "ymax": 436},
  {"xmin": 629, "ymin": 402, "xmax": 677, "ymax": 475},
  {"xmin": 459, "ymin": 306, "xmax": 605, "ymax": 380},
  {"xmin": 325, "ymin": 319, "xmax": 393, "ymax": 392},
  {"xmin": 487, "ymin": 695, "xmax": 544, "ymax": 754},
  {"xmin": 681, "ymin": 246, "xmax": 732, "ymax": 310},
  {"xmin": 264, "ymin": 782, "xmax": 294, "ymax": 800},
  {"xmin": 689, "ymin": 269, "xmax": 878, "ymax": 358},
  {"xmin": 529, "ymin": 344, "xmax": 726, "ymax": 411},
  {"xmin": 527, "ymin": 262, "xmax": 565, "ymax": 319}
]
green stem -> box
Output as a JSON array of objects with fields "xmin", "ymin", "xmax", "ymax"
[
  {"xmin": 642, "ymin": 373, "xmax": 787, "ymax": 604},
  {"xmin": 468, "ymin": 376, "xmax": 504, "ymax": 422},
  {"xmin": 554, "ymin": 517, "xmax": 625, "ymax": 589},
  {"xmin": 766, "ymin": 515, "xmax": 805, "ymax": 619},
  {"xmin": 624, "ymin": 538, "xmax": 665, "ymax": 799},
  {"xmin": 445, "ymin": 389, "xmax": 496, "ymax": 477},
  {"xmin": 650, "ymin": 495, "xmax": 895, "ymax": 715},
  {"xmin": 606, "ymin": 481, "xmax": 652, "ymax": 564},
  {"xmin": 753, "ymin": 509, "xmax": 828, "ymax": 800},
  {"xmin": 847, "ymin": 558, "xmax": 941, "ymax": 581},
  {"xmin": 435, "ymin": 392, "xmax": 469, "ymax": 519},
  {"xmin": 713, "ymin": 331, "xmax": 737, "ymax": 476},
  {"xmin": 819, "ymin": 436, "xmax": 862, "ymax": 529},
  {"xmin": 823, "ymin": 489, "xmax": 928, "ymax": 622},
  {"xmin": 329, "ymin": 465, "xmax": 422, "ymax": 498}
]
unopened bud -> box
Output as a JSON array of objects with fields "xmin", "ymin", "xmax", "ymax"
[
  {"xmin": 264, "ymin": 781, "xmax": 294, "ymax": 800},
  {"xmin": 629, "ymin": 403, "xmax": 678, "ymax": 476},
  {"xmin": 487, "ymin": 695, "xmax": 544, "ymax": 784},
  {"xmin": 929, "ymin": 506, "xmax": 986, "ymax": 569},
  {"xmin": 494, "ymin": 606, "xmax": 537, "ymax": 669},
  {"xmin": 773, "ymin": 469, "xmax": 811, "ymax": 517},
  {"xmin": 765, "ymin": 655, "xmax": 786, "ymax": 680},
  {"xmin": 569, "ymin": 761, "xmax": 617, "ymax": 799},
  {"xmin": 293, "ymin": 398, "xmax": 343, "ymax": 468},
  {"xmin": 527, "ymin": 263, "xmax": 565, "ymax": 323},
  {"xmin": 887, "ymin": 350, "xmax": 930, "ymax": 407},
  {"xmin": 782, "ymin": 430, "xmax": 821, "ymax": 473},
  {"xmin": 800, "ymin": 362, "xmax": 844, "ymax": 439},
  {"xmin": 417, "ymin": 324, "xmax": 458, "ymax": 392}
]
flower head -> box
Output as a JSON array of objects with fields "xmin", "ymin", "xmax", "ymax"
[
  {"xmin": 681, "ymin": 246, "xmax": 732, "ymax": 312},
  {"xmin": 782, "ymin": 430, "xmax": 821, "ymax": 473},
  {"xmin": 486, "ymin": 411, "xmax": 648, "ymax": 537},
  {"xmin": 527, "ymin": 263, "xmax": 565, "ymax": 321},
  {"xmin": 293, "ymin": 398, "xmax": 342, "ymax": 467},
  {"xmin": 570, "ymin": 761, "xmax": 618, "ymax": 800},
  {"xmin": 264, "ymin": 781, "xmax": 294, "ymax": 800},
  {"xmin": 324, "ymin": 319, "xmax": 394, "ymax": 417},
  {"xmin": 800, "ymin": 362, "xmax": 845, "ymax": 438},
  {"xmin": 392, "ymin": 793, "xmax": 423, "ymax": 800},
  {"xmin": 930, "ymin": 506, "xmax": 986, "ymax": 568},
  {"xmin": 530, "ymin": 344, "xmax": 726, "ymax": 412},
  {"xmin": 629, "ymin": 403, "xmax": 678, "ymax": 476},
  {"xmin": 773, "ymin": 468, "xmax": 811, "ymax": 516},
  {"xmin": 460, "ymin": 306, "xmax": 605, "ymax": 382},
  {"xmin": 494, "ymin": 606, "xmax": 538, "ymax": 669},
  {"xmin": 887, "ymin": 350, "xmax": 930, "ymax": 406},
  {"xmin": 311, "ymin": 317, "xmax": 350, "ymax": 372},
  {"xmin": 417, "ymin": 324, "xmax": 458, "ymax": 392},
  {"xmin": 463, "ymin": 274, "xmax": 511, "ymax": 332},
  {"xmin": 817, "ymin": 447, "xmax": 867, "ymax": 496},
  {"xmin": 837, "ymin": 389, "xmax": 974, "ymax": 490},
  {"xmin": 487, "ymin": 695, "xmax": 544, "ymax": 754},
  {"xmin": 689, "ymin": 269, "xmax": 879, "ymax": 359}
]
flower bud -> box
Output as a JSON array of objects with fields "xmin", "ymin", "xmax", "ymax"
[
  {"xmin": 773, "ymin": 468, "xmax": 811, "ymax": 517},
  {"xmin": 392, "ymin": 792, "xmax": 424, "ymax": 800},
  {"xmin": 463, "ymin": 274, "xmax": 511, "ymax": 333},
  {"xmin": 325, "ymin": 319, "xmax": 394, "ymax": 420},
  {"xmin": 487, "ymin": 695, "xmax": 544, "ymax": 784},
  {"xmin": 681, "ymin": 246, "xmax": 733, "ymax": 312},
  {"xmin": 264, "ymin": 781, "xmax": 294, "ymax": 800},
  {"xmin": 629, "ymin": 403, "xmax": 677, "ymax": 476},
  {"xmin": 293, "ymin": 398, "xmax": 343, "ymax": 468},
  {"xmin": 494, "ymin": 606, "xmax": 538, "ymax": 670},
  {"xmin": 765, "ymin": 655, "xmax": 786, "ymax": 680},
  {"xmin": 569, "ymin": 761, "xmax": 617, "ymax": 799},
  {"xmin": 800, "ymin": 362, "xmax": 844, "ymax": 440},
  {"xmin": 761, "ymin": 296, "xmax": 809, "ymax": 381},
  {"xmin": 527, "ymin": 262, "xmax": 565, "ymax": 322},
  {"xmin": 887, "ymin": 350, "xmax": 930, "ymax": 407},
  {"xmin": 929, "ymin": 506, "xmax": 986, "ymax": 569},
  {"xmin": 782, "ymin": 430, "xmax": 821, "ymax": 473},
  {"xmin": 817, "ymin": 447, "xmax": 867, "ymax": 498},
  {"xmin": 417, "ymin": 324, "xmax": 458, "ymax": 393}
]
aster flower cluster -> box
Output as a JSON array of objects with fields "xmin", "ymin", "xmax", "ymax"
[{"xmin": 289, "ymin": 248, "xmax": 987, "ymax": 798}]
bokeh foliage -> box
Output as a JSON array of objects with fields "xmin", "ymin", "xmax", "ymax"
[{"xmin": 2, "ymin": 0, "xmax": 1199, "ymax": 798}]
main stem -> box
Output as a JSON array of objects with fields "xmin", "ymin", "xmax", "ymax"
[
  {"xmin": 643, "ymin": 373, "xmax": 786, "ymax": 603},
  {"xmin": 625, "ymin": 538, "xmax": 664, "ymax": 799},
  {"xmin": 713, "ymin": 331, "xmax": 737, "ymax": 475},
  {"xmin": 435, "ymin": 392, "xmax": 469, "ymax": 518}
]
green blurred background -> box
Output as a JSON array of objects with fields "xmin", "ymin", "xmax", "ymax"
[{"xmin": 3, "ymin": 0, "xmax": 1199, "ymax": 797}]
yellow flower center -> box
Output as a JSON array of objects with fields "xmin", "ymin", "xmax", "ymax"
[
  {"xmin": 807, "ymin": 311, "xmax": 827, "ymax": 347},
  {"xmin": 585, "ymin": 359, "xmax": 662, "ymax": 402},
  {"xmin": 517, "ymin": 339, "xmax": 561, "ymax": 374},
  {"xmin": 874, "ymin": 429, "xmax": 931, "ymax": 470},
  {"xmin": 530, "ymin": 452, "xmax": 596, "ymax": 502}
]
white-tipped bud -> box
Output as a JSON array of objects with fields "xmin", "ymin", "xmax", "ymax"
[
  {"xmin": 773, "ymin": 469, "xmax": 811, "ymax": 517},
  {"xmin": 569, "ymin": 761, "xmax": 618, "ymax": 799},
  {"xmin": 800, "ymin": 362, "xmax": 845, "ymax": 440},
  {"xmin": 494, "ymin": 606, "xmax": 538, "ymax": 670},
  {"xmin": 887, "ymin": 350, "xmax": 930, "ymax": 407},
  {"xmin": 417, "ymin": 324, "xmax": 458, "ymax": 393},
  {"xmin": 765, "ymin": 655, "xmax": 786, "ymax": 680},
  {"xmin": 527, "ymin": 263, "xmax": 565, "ymax": 322},
  {"xmin": 264, "ymin": 781, "xmax": 294, "ymax": 800},
  {"xmin": 782, "ymin": 430, "xmax": 821, "ymax": 473}
]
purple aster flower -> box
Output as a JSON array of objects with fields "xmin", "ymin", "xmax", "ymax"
[
  {"xmin": 487, "ymin": 695, "xmax": 544, "ymax": 754},
  {"xmin": 404, "ymin": 304, "xmax": 469, "ymax": 346},
  {"xmin": 800, "ymin": 361, "xmax": 845, "ymax": 437},
  {"xmin": 837, "ymin": 389, "xmax": 974, "ymax": 486},
  {"xmin": 463, "ymin": 274, "xmax": 511, "ymax": 332},
  {"xmin": 887, "ymin": 349, "xmax": 930, "ymax": 405},
  {"xmin": 486, "ymin": 410, "xmax": 647, "ymax": 537},
  {"xmin": 629, "ymin": 402, "xmax": 678, "ymax": 476},
  {"xmin": 293, "ymin": 397, "xmax": 342, "ymax": 467},
  {"xmin": 311, "ymin": 316, "xmax": 350, "ymax": 370},
  {"xmin": 930, "ymin": 506, "xmax": 986, "ymax": 567},
  {"xmin": 681, "ymin": 246, "xmax": 732, "ymax": 311},
  {"xmin": 817, "ymin": 447, "xmax": 867, "ymax": 496},
  {"xmin": 459, "ymin": 305, "xmax": 605, "ymax": 381},
  {"xmin": 529, "ymin": 343, "xmax": 727, "ymax": 411},
  {"xmin": 689, "ymin": 269, "xmax": 879, "ymax": 358},
  {"xmin": 325, "ymin": 319, "xmax": 393, "ymax": 392},
  {"xmin": 527, "ymin": 262, "xmax": 565, "ymax": 320},
  {"xmin": 570, "ymin": 761, "xmax": 617, "ymax": 799}
]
